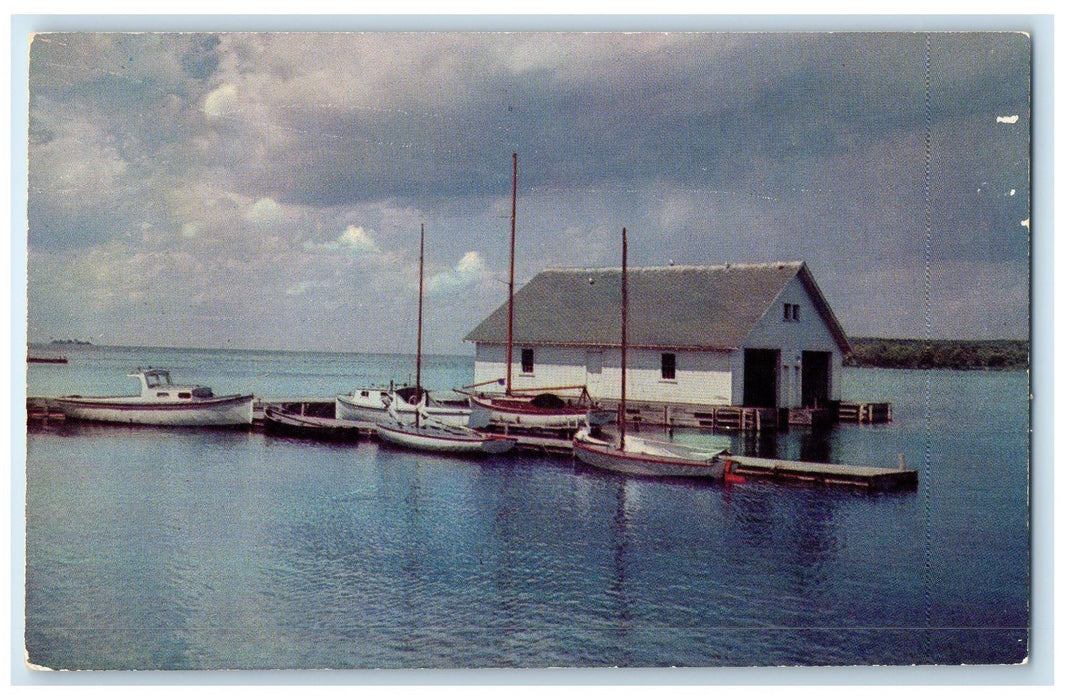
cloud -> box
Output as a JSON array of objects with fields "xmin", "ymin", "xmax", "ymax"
[
  {"xmin": 245, "ymin": 197, "xmax": 283, "ymax": 224},
  {"xmin": 203, "ymin": 83, "xmax": 239, "ymax": 118},
  {"xmin": 285, "ymin": 280, "xmax": 327, "ymax": 297},
  {"xmin": 24, "ymin": 31, "xmax": 1032, "ymax": 350},
  {"xmin": 426, "ymin": 251, "xmax": 490, "ymax": 296},
  {"xmin": 303, "ymin": 225, "xmax": 381, "ymax": 254}
]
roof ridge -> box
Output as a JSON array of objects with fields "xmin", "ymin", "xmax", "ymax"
[{"xmin": 542, "ymin": 261, "xmax": 805, "ymax": 273}]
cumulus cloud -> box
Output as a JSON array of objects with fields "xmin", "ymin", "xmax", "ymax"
[
  {"xmin": 245, "ymin": 197, "xmax": 283, "ymax": 224},
  {"xmin": 303, "ymin": 225, "xmax": 382, "ymax": 254},
  {"xmin": 426, "ymin": 251, "xmax": 490, "ymax": 296},
  {"xmin": 203, "ymin": 83, "xmax": 239, "ymax": 118}
]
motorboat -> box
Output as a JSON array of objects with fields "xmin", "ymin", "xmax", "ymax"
[{"xmin": 51, "ymin": 369, "xmax": 254, "ymax": 427}]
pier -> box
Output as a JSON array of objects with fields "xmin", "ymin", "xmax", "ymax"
[
  {"xmin": 599, "ymin": 399, "xmax": 891, "ymax": 431},
  {"xmin": 724, "ymin": 455, "xmax": 917, "ymax": 491},
  {"xmin": 28, "ymin": 396, "xmax": 915, "ymax": 490}
]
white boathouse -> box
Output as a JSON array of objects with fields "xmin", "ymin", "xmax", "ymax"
[{"xmin": 464, "ymin": 261, "xmax": 852, "ymax": 411}]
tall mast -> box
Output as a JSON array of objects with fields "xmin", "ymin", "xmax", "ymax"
[
  {"xmin": 620, "ymin": 227, "xmax": 628, "ymax": 451},
  {"xmin": 415, "ymin": 223, "xmax": 425, "ymax": 428},
  {"xmin": 505, "ymin": 152, "xmax": 517, "ymax": 395}
]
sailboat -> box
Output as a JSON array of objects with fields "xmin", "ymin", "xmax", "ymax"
[
  {"xmin": 572, "ymin": 229, "xmax": 729, "ymax": 479},
  {"xmin": 463, "ymin": 153, "xmax": 612, "ymax": 432},
  {"xmin": 375, "ymin": 225, "xmax": 516, "ymax": 455}
]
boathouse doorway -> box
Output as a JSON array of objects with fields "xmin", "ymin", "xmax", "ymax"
[
  {"xmin": 743, "ymin": 348, "xmax": 779, "ymax": 408},
  {"xmin": 801, "ymin": 351, "xmax": 832, "ymax": 408}
]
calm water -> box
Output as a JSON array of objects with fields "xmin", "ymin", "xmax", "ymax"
[{"xmin": 23, "ymin": 345, "xmax": 1029, "ymax": 669}]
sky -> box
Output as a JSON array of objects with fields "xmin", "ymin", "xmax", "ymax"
[{"xmin": 21, "ymin": 29, "xmax": 1031, "ymax": 354}]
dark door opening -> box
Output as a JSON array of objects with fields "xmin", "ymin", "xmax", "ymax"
[
  {"xmin": 801, "ymin": 351, "xmax": 832, "ymax": 408},
  {"xmin": 743, "ymin": 349, "xmax": 779, "ymax": 408}
]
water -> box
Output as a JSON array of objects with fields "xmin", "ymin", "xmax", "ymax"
[{"xmin": 22, "ymin": 345, "xmax": 1030, "ymax": 669}]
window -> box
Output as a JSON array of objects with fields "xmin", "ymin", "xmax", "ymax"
[
  {"xmin": 521, "ymin": 348, "xmax": 535, "ymax": 373},
  {"xmin": 661, "ymin": 352, "xmax": 676, "ymax": 380},
  {"xmin": 784, "ymin": 303, "xmax": 801, "ymax": 322},
  {"xmin": 178, "ymin": 392, "xmax": 192, "ymax": 399}
]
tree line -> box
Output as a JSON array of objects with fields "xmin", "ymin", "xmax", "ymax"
[{"xmin": 845, "ymin": 338, "xmax": 1029, "ymax": 370}]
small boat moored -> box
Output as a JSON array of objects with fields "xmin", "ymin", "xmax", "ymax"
[
  {"xmin": 573, "ymin": 427, "xmax": 727, "ymax": 479},
  {"xmin": 571, "ymin": 227, "xmax": 728, "ymax": 480},
  {"xmin": 376, "ymin": 411, "xmax": 516, "ymax": 455},
  {"xmin": 51, "ymin": 369, "xmax": 254, "ymax": 427},
  {"xmin": 374, "ymin": 223, "xmax": 516, "ymax": 457},
  {"xmin": 335, "ymin": 384, "xmax": 477, "ymax": 427},
  {"xmin": 263, "ymin": 405, "xmax": 362, "ymax": 442}
]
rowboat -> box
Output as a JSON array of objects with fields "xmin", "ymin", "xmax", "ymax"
[
  {"xmin": 51, "ymin": 369, "xmax": 254, "ymax": 427},
  {"xmin": 263, "ymin": 405, "xmax": 362, "ymax": 442},
  {"xmin": 335, "ymin": 384, "xmax": 475, "ymax": 427},
  {"xmin": 572, "ymin": 228, "xmax": 729, "ymax": 479},
  {"xmin": 374, "ymin": 224, "xmax": 515, "ymax": 456},
  {"xmin": 573, "ymin": 427, "xmax": 726, "ymax": 478},
  {"xmin": 376, "ymin": 412, "xmax": 516, "ymax": 455},
  {"xmin": 466, "ymin": 155, "xmax": 609, "ymax": 431}
]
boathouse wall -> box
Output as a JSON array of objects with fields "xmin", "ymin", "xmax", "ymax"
[
  {"xmin": 737, "ymin": 275, "xmax": 844, "ymax": 407},
  {"xmin": 473, "ymin": 344, "xmax": 733, "ymax": 405}
]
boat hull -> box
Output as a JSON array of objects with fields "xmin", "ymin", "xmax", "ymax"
[
  {"xmin": 375, "ymin": 421, "xmax": 515, "ymax": 455},
  {"xmin": 263, "ymin": 407, "xmax": 362, "ymax": 442},
  {"xmin": 573, "ymin": 437, "xmax": 726, "ymax": 479},
  {"xmin": 468, "ymin": 394, "xmax": 612, "ymax": 430},
  {"xmin": 336, "ymin": 392, "xmax": 470, "ymax": 427},
  {"xmin": 52, "ymin": 394, "xmax": 255, "ymax": 427}
]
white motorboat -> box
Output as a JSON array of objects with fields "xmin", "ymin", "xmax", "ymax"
[
  {"xmin": 572, "ymin": 228, "xmax": 728, "ymax": 479},
  {"xmin": 51, "ymin": 369, "xmax": 254, "ymax": 427}
]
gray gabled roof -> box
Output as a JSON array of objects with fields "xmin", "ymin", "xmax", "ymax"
[{"xmin": 464, "ymin": 261, "xmax": 852, "ymax": 353}]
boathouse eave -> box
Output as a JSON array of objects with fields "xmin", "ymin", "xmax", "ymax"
[
  {"xmin": 737, "ymin": 262, "xmax": 852, "ymax": 357},
  {"xmin": 465, "ymin": 339, "xmax": 739, "ymax": 353}
]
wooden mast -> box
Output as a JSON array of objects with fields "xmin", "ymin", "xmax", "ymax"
[
  {"xmin": 415, "ymin": 223, "xmax": 425, "ymax": 428},
  {"xmin": 620, "ymin": 227, "xmax": 628, "ymax": 451},
  {"xmin": 505, "ymin": 152, "xmax": 517, "ymax": 396}
]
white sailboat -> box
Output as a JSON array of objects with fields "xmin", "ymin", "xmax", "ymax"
[
  {"xmin": 572, "ymin": 229, "xmax": 729, "ymax": 479},
  {"xmin": 375, "ymin": 224, "xmax": 516, "ymax": 456},
  {"xmin": 336, "ymin": 384, "xmax": 474, "ymax": 427},
  {"xmin": 463, "ymin": 153, "xmax": 610, "ymax": 431},
  {"xmin": 51, "ymin": 369, "xmax": 254, "ymax": 427}
]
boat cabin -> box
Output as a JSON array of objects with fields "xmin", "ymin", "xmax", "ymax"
[
  {"xmin": 464, "ymin": 261, "xmax": 852, "ymax": 410},
  {"xmin": 130, "ymin": 369, "xmax": 215, "ymax": 401}
]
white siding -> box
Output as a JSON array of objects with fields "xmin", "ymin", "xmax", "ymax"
[{"xmin": 474, "ymin": 343, "xmax": 733, "ymax": 404}]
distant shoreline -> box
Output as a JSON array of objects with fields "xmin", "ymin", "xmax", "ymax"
[{"xmin": 846, "ymin": 338, "xmax": 1029, "ymax": 370}]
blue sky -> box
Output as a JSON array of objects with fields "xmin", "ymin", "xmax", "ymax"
[{"xmin": 22, "ymin": 29, "xmax": 1031, "ymax": 353}]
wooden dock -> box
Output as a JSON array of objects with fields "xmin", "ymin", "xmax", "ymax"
[
  {"xmin": 838, "ymin": 401, "xmax": 893, "ymax": 424},
  {"xmin": 599, "ymin": 400, "xmax": 779, "ymax": 431},
  {"xmin": 725, "ymin": 454, "xmax": 916, "ymax": 491},
  {"xmin": 28, "ymin": 396, "xmax": 914, "ymax": 490}
]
